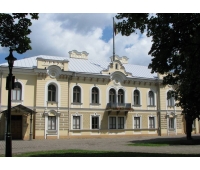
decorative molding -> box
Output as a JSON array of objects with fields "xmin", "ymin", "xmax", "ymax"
[
  {"xmin": 69, "ymin": 50, "xmax": 89, "ymax": 60},
  {"xmin": 37, "ymin": 72, "xmax": 47, "ymax": 78}
]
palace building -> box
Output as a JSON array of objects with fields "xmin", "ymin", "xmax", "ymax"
[{"xmin": 0, "ymin": 50, "xmax": 199, "ymax": 140}]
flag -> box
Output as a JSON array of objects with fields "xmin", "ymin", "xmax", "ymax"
[{"xmin": 114, "ymin": 21, "xmax": 118, "ymax": 35}]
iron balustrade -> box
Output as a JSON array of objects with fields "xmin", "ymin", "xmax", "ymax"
[{"xmin": 106, "ymin": 103, "xmax": 132, "ymax": 111}]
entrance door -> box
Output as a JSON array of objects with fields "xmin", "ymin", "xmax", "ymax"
[{"xmin": 11, "ymin": 115, "xmax": 22, "ymax": 140}]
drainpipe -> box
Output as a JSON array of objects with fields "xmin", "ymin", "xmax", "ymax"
[
  {"xmin": 29, "ymin": 112, "xmax": 33, "ymax": 140},
  {"xmin": 68, "ymin": 72, "xmax": 75, "ymax": 137},
  {"xmin": 0, "ymin": 71, "xmax": 5, "ymax": 140},
  {"xmin": 0, "ymin": 71, "xmax": 2, "ymax": 113},
  {"xmin": 156, "ymin": 74, "xmax": 161, "ymax": 136},
  {"xmin": 68, "ymin": 75, "xmax": 70, "ymax": 137}
]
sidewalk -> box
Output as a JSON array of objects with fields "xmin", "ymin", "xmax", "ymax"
[{"xmin": 1, "ymin": 134, "xmax": 200, "ymax": 155}]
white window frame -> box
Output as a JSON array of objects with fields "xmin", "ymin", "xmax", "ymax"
[
  {"xmin": 148, "ymin": 116, "xmax": 156, "ymax": 129},
  {"xmin": 48, "ymin": 116, "xmax": 56, "ymax": 130},
  {"xmin": 71, "ymin": 114, "xmax": 83, "ymax": 130},
  {"xmin": 71, "ymin": 84, "xmax": 83, "ymax": 104},
  {"xmin": 147, "ymin": 89, "xmax": 157, "ymax": 107},
  {"xmin": 106, "ymin": 86, "xmax": 117, "ymax": 104},
  {"xmin": 117, "ymin": 89, "xmax": 125, "ymax": 104},
  {"xmin": 192, "ymin": 119, "xmax": 196, "ymax": 128},
  {"xmin": 133, "ymin": 115, "xmax": 142, "ymax": 129},
  {"xmin": 109, "ymin": 116, "xmax": 117, "ymax": 129},
  {"xmin": 11, "ymin": 80, "xmax": 24, "ymax": 103},
  {"xmin": 90, "ymin": 86, "xmax": 101, "ymax": 104},
  {"xmin": 48, "ymin": 84, "xmax": 56, "ymax": 102},
  {"xmin": 169, "ymin": 117, "xmax": 175, "ymax": 129},
  {"xmin": 132, "ymin": 88, "xmax": 142, "ymax": 106},
  {"xmin": 90, "ymin": 114, "xmax": 101, "ymax": 129},
  {"xmin": 118, "ymin": 116, "xmax": 125, "ymax": 129},
  {"xmin": 167, "ymin": 91, "xmax": 175, "ymax": 107},
  {"xmin": 44, "ymin": 110, "xmax": 60, "ymax": 139},
  {"xmin": 44, "ymin": 80, "xmax": 60, "ymax": 107},
  {"xmin": 108, "ymin": 116, "xmax": 126, "ymax": 129}
]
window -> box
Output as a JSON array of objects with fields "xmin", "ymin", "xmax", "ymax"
[
  {"xmin": 92, "ymin": 116, "xmax": 99, "ymax": 129},
  {"xmin": 192, "ymin": 120, "xmax": 195, "ymax": 128},
  {"xmin": 48, "ymin": 84, "xmax": 56, "ymax": 102},
  {"xmin": 73, "ymin": 116, "xmax": 81, "ymax": 129},
  {"xmin": 109, "ymin": 88, "xmax": 116, "ymax": 103},
  {"xmin": 92, "ymin": 87, "xmax": 99, "ymax": 104},
  {"xmin": 12, "ymin": 82, "xmax": 22, "ymax": 100},
  {"xmin": 48, "ymin": 116, "xmax": 56, "ymax": 130},
  {"xmin": 167, "ymin": 91, "xmax": 174, "ymax": 106},
  {"xmin": 148, "ymin": 91, "xmax": 154, "ymax": 106},
  {"xmin": 118, "ymin": 89, "xmax": 124, "ymax": 104},
  {"xmin": 118, "ymin": 117, "xmax": 124, "ymax": 129},
  {"xmin": 149, "ymin": 117, "xmax": 155, "ymax": 129},
  {"xmin": 134, "ymin": 117, "xmax": 140, "ymax": 129},
  {"xmin": 73, "ymin": 86, "xmax": 81, "ymax": 103},
  {"xmin": 134, "ymin": 90, "xmax": 140, "ymax": 105},
  {"xmin": 169, "ymin": 118, "xmax": 174, "ymax": 129},
  {"xmin": 115, "ymin": 64, "xmax": 118, "ymax": 69},
  {"xmin": 109, "ymin": 117, "xmax": 116, "ymax": 129}
]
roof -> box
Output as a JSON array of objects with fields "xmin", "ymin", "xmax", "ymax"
[
  {"xmin": 0, "ymin": 55, "xmax": 157, "ymax": 79},
  {"xmin": 1, "ymin": 104, "xmax": 37, "ymax": 114}
]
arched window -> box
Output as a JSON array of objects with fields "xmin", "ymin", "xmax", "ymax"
[
  {"xmin": 73, "ymin": 86, "xmax": 81, "ymax": 103},
  {"xmin": 115, "ymin": 64, "xmax": 118, "ymax": 69},
  {"xmin": 109, "ymin": 88, "xmax": 116, "ymax": 103},
  {"xmin": 118, "ymin": 89, "xmax": 124, "ymax": 104},
  {"xmin": 48, "ymin": 84, "xmax": 56, "ymax": 102},
  {"xmin": 12, "ymin": 82, "xmax": 22, "ymax": 100},
  {"xmin": 134, "ymin": 90, "xmax": 140, "ymax": 105},
  {"xmin": 149, "ymin": 91, "xmax": 154, "ymax": 106},
  {"xmin": 92, "ymin": 87, "xmax": 99, "ymax": 104},
  {"xmin": 167, "ymin": 91, "xmax": 174, "ymax": 106}
]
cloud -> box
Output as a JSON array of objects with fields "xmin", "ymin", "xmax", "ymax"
[
  {"xmin": 108, "ymin": 31, "xmax": 152, "ymax": 66},
  {"xmin": 27, "ymin": 14, "xmax": 112, "ymax": 62},
  {"xmin": 0, "ymin": 13, "xmax": 153, "ymax": 66}
]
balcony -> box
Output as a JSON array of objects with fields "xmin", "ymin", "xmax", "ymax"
[{"xmin": 106, "ymin": 103, "xmax": 133, "ymax": 111}]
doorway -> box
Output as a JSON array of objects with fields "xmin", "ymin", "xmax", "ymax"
[{"xmin": 11, "ymin": 115, "xmax": 22, "ymax": 140}]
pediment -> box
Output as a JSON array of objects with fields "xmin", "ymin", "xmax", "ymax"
[{"xmin": 101, "ymin": 60, "xmax": 132, "ymax": 77}]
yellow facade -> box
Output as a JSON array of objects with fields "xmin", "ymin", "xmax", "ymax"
[{"xmin": 0, "ymin": 51, "xmax": 199, "ymax": 140}]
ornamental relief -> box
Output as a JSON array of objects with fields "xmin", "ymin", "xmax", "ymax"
[
  {"xmin": 113, "ymin": 78, "xmax": 121, "ymax": 86},
  {"xmin": 47, "ymin": 65, "xmax": 62, "ymax": 79}
]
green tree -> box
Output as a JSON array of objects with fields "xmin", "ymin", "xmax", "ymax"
[
  {"xmin": 116, "ymin": 13, "xmax": 200, "ymax": 140},
  {"xmin": 0, "ymin": 13, "xmax": 39, "ymax": 54}
]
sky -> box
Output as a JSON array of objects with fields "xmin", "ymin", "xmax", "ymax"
[
  {"xmin": 0, "ymin": 1, "xmax": 198, "ymax": 67},
  {"xmin": 0, "ymin": 13, "xmax": 152, "ymax": 66}
]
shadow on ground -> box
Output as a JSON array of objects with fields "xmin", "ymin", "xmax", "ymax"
[
  {"xmin": 129, "ymin": 135, "xmax": 200, "ymax": 146},
  {"xmin": 12, "ymin": 150, "xmax": 199, "ymax": 157}
]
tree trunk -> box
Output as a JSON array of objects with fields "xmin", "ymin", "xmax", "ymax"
[{"xmin": 185, "ymin": 116, "xmax": 193, "ymax": 140}]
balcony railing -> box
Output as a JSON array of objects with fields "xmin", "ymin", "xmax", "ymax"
[{"xmin": 106, "ymin": 103, "xmax": 133, "ymax": 111}]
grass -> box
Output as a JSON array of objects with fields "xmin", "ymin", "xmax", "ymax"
[{"xmin": 0, "ymin": 149, "xmax": 199, "ymax": 157}]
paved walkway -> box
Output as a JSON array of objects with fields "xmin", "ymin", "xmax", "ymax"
[{"xmin": 1, "ymin": 134, "xmax": 200, "ymax": 155}]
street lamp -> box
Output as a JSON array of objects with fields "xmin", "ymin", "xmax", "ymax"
[{"xmin": 5, "ymin": 48, "xmax": 17, "ymax": 157}]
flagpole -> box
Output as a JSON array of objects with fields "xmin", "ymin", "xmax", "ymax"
[{"xmin": 113, "ymin": 17, "xmax": 115, "ymax": 62}]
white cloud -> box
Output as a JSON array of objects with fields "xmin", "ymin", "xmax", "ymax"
[
  {"xmin": 1, "ymin": 13, "xmax": 153, "ymax": 66},
  {"xmin": 107, "ymin": 31, "xmax": 152, "ymax": 66}
]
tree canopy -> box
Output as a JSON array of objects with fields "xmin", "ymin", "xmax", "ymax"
[
  {"xmin": 0, "ymin": 13, "xmax": 39, "ymax": 54},
  {"xmin": 116, "ymin": 13, "xmax": 200, "ymax": 139}
]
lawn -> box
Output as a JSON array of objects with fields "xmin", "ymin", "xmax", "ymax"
[{"xmin": 0, "ymin": 149, "xmax": 198, "ymax": 157}]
